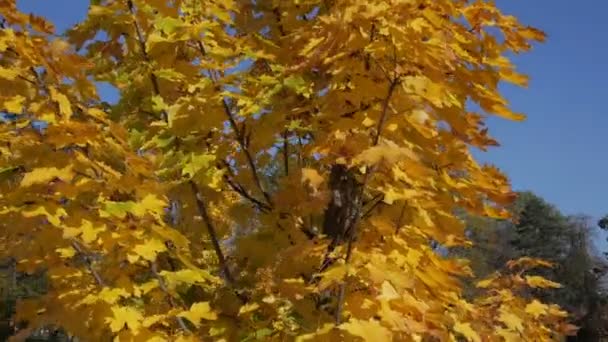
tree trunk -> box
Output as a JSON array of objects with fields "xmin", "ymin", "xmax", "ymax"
[{"xmin": 322, "ymin": 164, "xmax": 363, "ymax": 245}]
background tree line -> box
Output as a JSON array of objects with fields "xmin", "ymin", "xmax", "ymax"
[{"xmin": 452, "ymin": 191, "xmax": 608, "ymax": 341}]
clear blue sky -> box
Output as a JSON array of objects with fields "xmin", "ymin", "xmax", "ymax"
[{"xmin": 16, "ymin": 1, "xmax": 608, "ymax": 222}]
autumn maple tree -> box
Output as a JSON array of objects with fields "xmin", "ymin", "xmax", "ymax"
[{"xmin": 0, "ymin": 0, "xmax": 576, "ymax": 341}]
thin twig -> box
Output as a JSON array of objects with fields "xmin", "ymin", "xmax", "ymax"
[
  {"xmin": 373, "ymin": 80, "xmax": 398, "ymax": 146},
  {"xmin": 151, "ymin": 262, "xmax": 191, "ymax": 333},
  {"xmin": 71, "ymin": 240, "xmax": 105, "ymax": 287},
  {"xmin": 224, "ymin": 174, "xmax": 272, "ymax": 213},
  {"xmin": 361, "ymin": 193, "xmax": 384, "ymax": 218},
  {"xmin": 126, "ymin": 0, "xmax": 166, "ymax": 122},
  {"xmin": 282, "ymin": 130, "xmax": 289, "ymax": 176},
  {"xmin": 221, "ymin": 160, "xmax": 272, "ymax": 212},
  {"xmin": 189, "ymin": 180, "xmax": 235, "ymax": 285},
  {"xmin": 297, "ymin": 135, "xmax": 304, "ymax": 168},
  {"xmin": 195, "ymin": 41, "xmax": 273, "ymax": 208},
  {"xmin": 395, "ymin": 203, "xmax": 407, "ymax": 234}
]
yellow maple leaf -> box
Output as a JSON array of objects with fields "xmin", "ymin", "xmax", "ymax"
[
  {"xmin": 145, "ymin": 337, "xmax": 168, "ymax": 342},
  {"xmin": 475, "ymin": 273, "xmax": 499, "ymax": 288},
  {"xmin": 500, "ymin": 68, "xmax": 529, "ymax": 87},
  {"xmin": 0, "ymin": 66, "xmax": 19, "ymax": 80},
  {"xmin": 106, "ymin": 306, "xmax": 143, "ymax": 333},
  {"xmin": 55, "ymin": 247, "xmax": 76, "ymax": 258},
  {"xmin": 378, "ymin": 281, "xmax": 400, "ymax": 301},
  {"xmin": 354, "ymin": 141, "xmax": 418, "ymax": 167},
  {"xmin": 80, "ymin": 220, "xmax": 105, "ymax": 243},
  {"xmin": 49, "ymin": 86, "xmax": 72, "ymax": 120},
  {"xmin": 318, "ymin": 263, "xmax": 350, "ymax": 291},
  {"xmin": 453, "ymin": 322, "xmax": 481, "ymax": 342},
  {"xmin": 490, "ymin": 104, "xmax": 526, "ymax": 121},
  {"xmin": 98, "ymin": 287, "xmax": 130, "ymax": 305},
  {"xmin": 137, "ymin": 280, "xmax": 160, "ymax": 295},
  {"xmin": 362, "ymin": 116, "xmax": 375, "ymax": 127},
  {"xmin": 548, "ymin": 305, "xmax": 568, "ymax": 318},
  {"xmin": 499, "ymin": 309, "xmax": 524, "ymax": 332},
  {"xmin": 132, "ymin": 238, "xmax": 167, "ymax": 262},
  {"xmin": 133, "ymin": 194, "xmax": 166, "ymax": 218},
  {"xmin": 21, "ymin": 165, "xmax": 74, "ymax": 187},
  {"xmin": 296, "ymin": 323, "xmax": 335, "ymax": 342},
  {"xmin": 4, "ymin": 95, "xmax": 25, "ymax": 113},
  {"xmin": 238, "ymin": 302, "xmax": 260, "ymax": 316},
  {"xmin": 525, "ymin": 275, "xmax": 562, "ymax": 289},
  {"xmin": 142, "ymin": 314, "xmax": 166, "ymax": 328},
  {"xmin": 159, "ymin": 268, "xmax": 218, "ymax": 289},
  {"xmin": 525, "ymin": 299, "xmax": 549, "ymax": 318},
  {"xmin": 496, "ymin": 328, "xmax": 520, "ymax": 342},
  {"xmin": 21, "ymin": 206, "xmax": 67, "ymax": 226},
  {"xmin": 382, "ymin": 187, "xmax": 419, "ymax": 205},
  {"xmin": 177, "ymin": 302, "xmax": 217, "ymax": 327},
  {"xmin": 506, "ymin": 257, "xmax": 554, "ymax": 270},
  {"xmin": 339, "ymin": 319, "xmax": 392, "ymax": 341},
  {"xmin": 175, "ymin": 335, "xmax": 202, "ymax": 342},
  {"xmin": 301, "ymin": 168, "xmax": 324, "ymax": 193}
]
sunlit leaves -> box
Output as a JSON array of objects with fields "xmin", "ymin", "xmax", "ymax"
[
  {"xmin": 238, "ymin": 302, "xmax": 260, "ymax": 316},
  {"xmin": 49, "ymin": 86, "xmax": 73, "ymax": 120},
  {"xmin": 339, "ymin": 319, "xmax": 392, "ymax": 341},
  {"xmin": 20, "ymin": 165, "xmax": 74, "ymax": 187},
  {"xmin": 525, "ymin": 300, "xmax": 550, "ymax": 319},
  {"xmin": 177, "ymin": 302, "xmax": 217, "ymax": 327},
  {"xmin": 181, "ymin": 153, "xmax": 223, "ymax": 189},
  {"xmin": 0, "ymin": 0, "xmax": 566, "ymax": 341},
  {"xmin": 159, "ymin": 269, "xmax": 219, "ymax": 289},
  {"xmin": 130, "ymin": 238, "xmax": 167, "ymax": 262},
  {"xmin": 453, "ymin": 321, "xmax": 481, "ymax": 342},
  {"xmin": 301, "ymin": 168, "xmax": 324, "ymax": 193},
  {"xmin": 107, "ymin": 306, "xmax": 144, "ymax": 333},
  {"xmin": 100, "ymin": 194, "xmax": 166, "ymax": 219},
  {"xmin": 2, "ymin": 95, "xmax": 25, "ymax": 113},
  {"xmin": 525, "ymin": 275, "xmax": 562, "ymax": 289}
]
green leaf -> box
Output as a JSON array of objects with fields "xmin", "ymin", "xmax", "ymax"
[
  {"xmin": 155, "ymin": 69, "xmax": 185, "ymax": 82},
  {"xmin": 151, "ymin": 95, "xmax": 168, "ymax": 114},
  {"xmin": 256, "ymin": 328, "xmax": 273, "ymax": 339},
  {"xmin": 182, "ymin": 153, "xmax": 216, "ymax": 179},
  {"xmin": 154, "ymin": 16, "xmax": 185, "ymax": 34},
  {"xmin": 283, "ymin": 76, "xmax": 310, "ymax": 98},
  {"xmin": 100, "ymin": 200, "xmax": 136, "ymax": 219}
]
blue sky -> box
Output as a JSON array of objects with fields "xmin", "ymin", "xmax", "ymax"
[{"xmin": 16, "ymin": 1, "xmax": 608, "ymax": 225}]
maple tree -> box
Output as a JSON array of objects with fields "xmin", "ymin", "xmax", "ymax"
[{"xmin": 0, "ymin": 0, "xmax": 577, "ymax": 340}]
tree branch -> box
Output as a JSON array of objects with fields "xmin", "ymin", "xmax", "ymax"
[
  {"xmin": 194, "ymin": 41, "xmax": 273, "ymax": 209},
  {"xmin": 151, "ymin": 262, "xmax": 191, "ymax": 333},
  {"xmin": 189, "ymin": 180, "xmax": 235, "ymax": 286},
  {"xmin": 361, "ymin": 193, "xmax": 384, "ymax": 218},
  {"xmin": 221, "ymin": 160, "xmax": 272, "ymax": 213},
  {"xmin": 334, "ymin": 75, "xmax": 399, "ymax": 324},
  {"xmin": 282, "ymin": 130, "xmax": 289, "ymax": 177},
  {"xmin": 224, "ymin": 174, "xmax": 271, "ymax": 213},
  {"xmin": 71, "ymin": 240, "xmax": 105, "ymax": 287},
  {"xmin": 126, "ymin": 0, "xmax": 166, "ymax": 122}
]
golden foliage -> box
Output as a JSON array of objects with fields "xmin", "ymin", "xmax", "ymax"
[{"xmin": 0, "ymin": 0, "xmax": 571, "ymax": 341}]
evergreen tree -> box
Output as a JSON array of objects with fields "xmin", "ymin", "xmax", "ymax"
[{"xmin": 510, "ymin": 192, "xmax": 569, "ymax": 262}]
